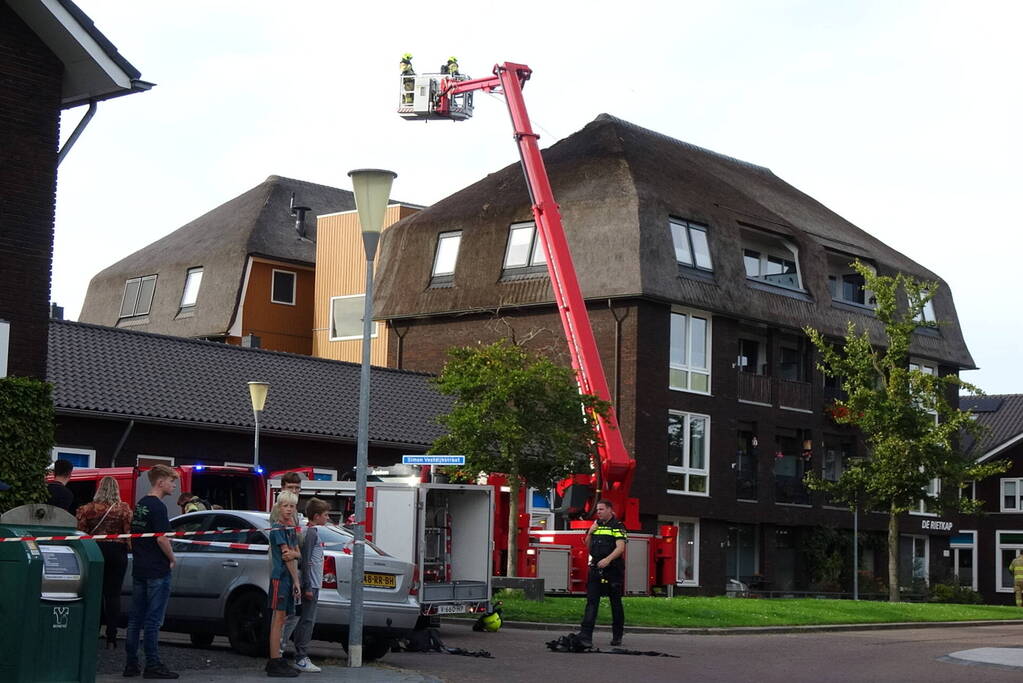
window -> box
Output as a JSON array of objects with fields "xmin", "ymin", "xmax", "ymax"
[
  {"xmin": 911, "ymin": 475, "xmax": 941, "ymax": 515},
  {"xmin": 137, "ymin": 455, "xmax": 175, "ymax": 467},
  {"xmin": 330, "ymin": 295, "xmax": 376, "ymax": 341},
  {"xmin": 503, "ymin": 222, "xmax": 546, "ymax": 270},
  {"xmin": 950, "ymin": 531, "xmax": 976, "ymax": 591},
  {"xmin": 909, "ymin": 360, "xmax": 939, "ymax": 422},
  {"xmin": 1001, "ymin": 478, "xmax": 1023, "ymax": 512},
  {"xmin": 432, "ymin": 231, "xmax": 462, "ymax": 278},
  {"xmin": 271, "ymin": 269, "xmax": 296, "ymax": 305},
  {"xmin": 916, "ymin": 299, "xmax": 936, "ymax": 324},
  {"xmin": 996, "ymin": 531, "xmax": 1023, "ymax": 592},
  {"xmin": 735, "ymin": 425, "xmax": 758, "ymax": 501},
  {"xmin": 667, "ymin": 412, "xmax": 710, "ymax": 495},
  {"xmin": 822, "ymin": 438, "xmax": 853, "ymax": 507},
  {"xmin": 169, "ymin": 517, "xmax": 207, "ymax": 554},
  {"xmin": 773, "ymin": 431, "xmax": 811, "ymax": 505},
  {"xmin": 899, "ymin": 534, "xmax": 929, "ymax": 587},
  {"xmin": 778, "ymin": 343, "xmax": 807, "ymax": 382},
  {"xmin": 737, "ymin": 338, "xmax": 766, "ymax": 375},
  {"xmin": 119, "ymin": 275, "xmax": 157, "ymax": 318},
  {"xmin": 741, "ymin": 230, "xmax": 802, "ymax": 290},
  {"xmin": 0, "ymin": 319, "xmax": 10, "ymax": 378},
  {"xmin": 179, "ymin": 267, "xmax": 203, "ymax": 309},
  {"xmin": 669, "ymin": 311, "xmax": 711, "ymax": 393},
  {"xmin": 827, "ymin": 255, "xmax": 875, "ymax": 307},
  {"xmin": 51, "ymin": 447, "xmax": 96, "ymax": 469},
  {"xmin": 669, "ymin": 218, "xmax": 712, "ymax": 271}
]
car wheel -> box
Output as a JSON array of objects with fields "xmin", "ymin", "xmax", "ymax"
[
  {"xmin": 339, "ymin": 635, "xmax": 392, "ymax": 662},
  {"xmin": 226, "ymin": 590, "xmax": 268, "ymax": 657},
  {"xmin": 189, "ymin": 633, "xmax": 215, "ymax": 648}
]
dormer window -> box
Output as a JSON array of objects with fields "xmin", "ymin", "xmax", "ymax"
[
  {"xmin": 119, "ymin": 275, "xmax": 157, "ymax": 318},
  {"xmin": 669, "ymin": 218, "xmax": 712, "ymax": 271},
  {"xmin": 741, "ymin": 229, "xmax": 802, "ymax": 290},
  {"xmin": 179, "ymin": 267, "xmax": 203, "ymax": 310},
  {"xmin": 827, "ymin": 254, "xmax": 875, "ymax": 307},
  {"xmin": 432, "ymin": 231, "xmax": 462, "ymax": 277},
  {"xmin": 503, "ymin": 221, "xmax": 546, "ymax": 269},
  {"xmin": 916, "ymin": 299, "xmax": 936, "ymax": 323}
]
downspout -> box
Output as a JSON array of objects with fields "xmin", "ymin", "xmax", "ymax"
[
  {"xmin": 57, "ymin": 100, "xmax": 98, "ymax": 166},
  {"xmin": 110, "ymin": 419, "xmax": 135, "ymax": 468},
  {"xmin": 391, "ymin": 322, "xmax": 409, "ymax": 370},
  {"xmin": 607, "ymin": 299, "xmax": 630, "ymax": 417}
]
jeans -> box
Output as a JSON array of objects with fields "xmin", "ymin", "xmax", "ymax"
[
  {"xmin": 579, "ymin": 566, "xmax": 624, "ymax": 641},
  {"xmin": 125, "ymin": 574, "xmax": 172, "ymax": 668}
]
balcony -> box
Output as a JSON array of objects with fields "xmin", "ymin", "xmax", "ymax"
[
  {"xmin": 775, "ymin": 473, "xmax": 811, "ymax": 505},
  {"xmin": 738, "ymin": 372, "xmax": 813, "ymax": 413}
]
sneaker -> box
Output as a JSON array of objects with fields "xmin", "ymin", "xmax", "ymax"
[
  {"xmin": 610, "ymin": 638, "xmax": 623, "ymax": 647},
  {"xmin": 142, "ymin": 665, "xmax": 179, "ymax": 679},
  {"xmin": 123, "ymin": 663, "xmax": 141, "ymax": 678},
  {"xmin": 576, "ymin": 634, "xmax": 593, "ymax": 649},
  {"xmin": 294, "ymin": 657, "xmax": 321, "ymax": 673},
  {"xmin": 266, "ymin": 658, "xmax": 299, "ymax": 678}
]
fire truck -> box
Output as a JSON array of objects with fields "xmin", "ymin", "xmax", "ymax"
[{"xmin": 398, "ymin": 60, "xmax": 678, "ymax": 594}]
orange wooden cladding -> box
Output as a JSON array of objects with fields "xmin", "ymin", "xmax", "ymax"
[
  {"xmin": 313, "ymin": 205, "xmax": 419, "ymax": 364},
  {"xmin": 237, "ymin": 258, "xmax": 315, "ymax": 354}
]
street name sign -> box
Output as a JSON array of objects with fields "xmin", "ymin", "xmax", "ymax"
[{"xmin": 402, "ymin": 455, "xmax": 466, "ymax": 466}]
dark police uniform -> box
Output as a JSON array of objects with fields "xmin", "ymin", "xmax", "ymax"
[{"xmin": 579, "ymin": 516, "xmax": 628, "ymax": 644}]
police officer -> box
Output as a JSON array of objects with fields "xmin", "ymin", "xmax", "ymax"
[{"xmin": 577, "ymin": 499, "xmax": 627, "ymax": 648}]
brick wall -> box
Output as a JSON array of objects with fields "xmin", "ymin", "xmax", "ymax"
[{"xmin": 0, "ymin": 4, "xmax": 62, "ymax": 378}]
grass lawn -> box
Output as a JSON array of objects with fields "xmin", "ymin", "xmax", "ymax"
[{"xmin": 488, "ymin": 592, "xmax": 1023, "ymax": 628}]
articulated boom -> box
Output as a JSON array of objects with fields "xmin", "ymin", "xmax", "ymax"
[{"xmin": 400, "ymin": 62, "xmax": 637, "ymax": 528}]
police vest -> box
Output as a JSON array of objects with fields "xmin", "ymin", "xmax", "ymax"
[{"xmin": 590, "ymin": 518, "xmax": 628, "ymax": 569}]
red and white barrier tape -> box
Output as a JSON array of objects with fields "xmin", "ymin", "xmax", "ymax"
[
  {"xmin": 173, "ymin": 537, "xmax": 353, "ymax": 553},
  {"xmin": 0, "ymin": 525, "xmax": 302, "ymax": 543}
]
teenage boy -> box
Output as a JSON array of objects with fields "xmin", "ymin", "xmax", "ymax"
[
  {"xmin": 266, "ymin": 491, "xmax": 302, "ymax": 678},
  {"xmin": 124, "ymin": 465, "xmax": 179, "ymax": 679},
  {"xmin": 286, "ymin": 497, "xmax": 330, "ymax": 672},
  {"xmin": 47, "ymin": 458, "xmax": 75, "ymax": 512}
]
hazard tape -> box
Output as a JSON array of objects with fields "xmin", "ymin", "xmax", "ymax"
[
  {"xmin": 173, "ymin": 537, "xmax": 353, "ymax": 553},
  {"xmin": 0, "ymin": 525, "xmax": 303, "ymax": 543}
]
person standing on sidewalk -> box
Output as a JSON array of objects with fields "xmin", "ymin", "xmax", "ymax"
[
  {"xmin": 577, "ymin": 499, "xmax": 628, "ymax": 649},
  {"xmin": 76, "ymin": 476, "xmax": 132, "ymax": 648},
  {"xmin": 283, "ymin": 497, "xmax": 330, "ymax": 673},
  {"xmin": 1010, "ymin": 551, "xmax": 1023, "ymax": 607},
  {"xmin": 266, "ymin": 491, "xmax": 302, "ymax": 678},
  {"xmin": 124, "ymin": 465, "xmax": 179, "ymax": 679}
]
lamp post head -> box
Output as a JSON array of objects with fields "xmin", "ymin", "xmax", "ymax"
[
  {"xmin": 348, "ymin": 169, "xmax": 397, "ymax": 259},
  {"xmin": 248, "ymin": 381, "xmax": 270, "ymax": 413}
]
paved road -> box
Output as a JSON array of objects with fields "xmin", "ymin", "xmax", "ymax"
[
  {"xmin": 95, "ymin": 622, "xmax": 1023, "ymax": 682},
  {"xmin": 384, "ymin": 621, "xmax": 1023, "ymax": 682}
]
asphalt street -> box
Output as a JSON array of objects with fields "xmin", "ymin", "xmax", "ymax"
[{"xmin": 94, "ymin": 622, "xmax": 1023, "ymax": 682}]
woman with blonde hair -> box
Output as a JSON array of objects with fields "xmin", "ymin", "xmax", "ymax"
[{"xmin": 76, "ymin": 475, "xmax": 133, "ymax": 648}]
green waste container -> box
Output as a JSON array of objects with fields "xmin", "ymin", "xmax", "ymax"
[{"xmin": 0, "ymin": 513, "xmax": 103, "ymax": 682}]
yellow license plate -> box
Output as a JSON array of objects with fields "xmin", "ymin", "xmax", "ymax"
[{"xmin": 364, "ymin": 572, "xmax": 396, "ymax": 588}]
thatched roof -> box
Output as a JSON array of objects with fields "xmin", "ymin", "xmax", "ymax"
[
  {"xmin": 79, "ymin": 176, "xmax": 357, "ymax": 339},
  {"xmin": 375, "ymin": 114, "xmax": 973, "ymax": 368}
]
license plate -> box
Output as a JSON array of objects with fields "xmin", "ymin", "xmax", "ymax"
[
  {"xmin": 435, "ymin": 603, "xmax": 466, "ymax": 614},
  {"xmin": 364, "ymin": 572, "xmax": 396, "ymax": 588}
]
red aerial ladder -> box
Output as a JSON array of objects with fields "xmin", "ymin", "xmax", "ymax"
[{"xmin": 399, "ymin": 61, "xmax": 677, "ymax": 592}]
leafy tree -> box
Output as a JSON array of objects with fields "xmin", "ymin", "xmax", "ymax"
[
  {"xmin": 0, "ymin": 377, "xmax": 54, "ymax": 513},
  {"xmin": 805, "ymin": 262, "xmax": 1006, "ymax": 602},
  {"xmin": 430, "ymin": 340, "xmax": 611, "ymax": 576}
]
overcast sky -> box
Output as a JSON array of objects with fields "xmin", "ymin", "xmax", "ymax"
[{"xmin": 55, "ymin": 0, "xmax": 1021, "ymax": 393}]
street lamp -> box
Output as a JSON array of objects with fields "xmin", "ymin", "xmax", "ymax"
[
  {"xmin": 247, "ymin": 381, "xmax": 269, "ymax": 474},
  {"xmin": 346, "ymin": 168, "xmax": 396, "ymax": 668}
]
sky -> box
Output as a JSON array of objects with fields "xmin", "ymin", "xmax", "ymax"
[{"xmin": 54, "ymin": 0, "xmax": 1022, "ymax": 393}]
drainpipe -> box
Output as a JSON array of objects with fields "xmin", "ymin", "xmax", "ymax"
[
  {"xmin": 607, "ymin": 299, "xmax": 630, "ymax": 416},
  {"xmin": 391, "ymin": 322, "xmax": 409, "ymax": 370},
  {"xmin": 57, "ymin": 100, "xmax": 98, "ymax": 166},
  {"xmin": 110, "ymin": 419, "xmax": 135, "ymax": 468}
]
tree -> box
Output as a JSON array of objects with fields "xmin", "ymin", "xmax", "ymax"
[
  {"xmin": 805, "ymin": 261, "xmax": 1005, "ymax": 602},
  {"xmin": 0, "ymin": 377, "xmax": 54, "ymax": 513},
  {"xmin": 430, "ymin": 340, "xmax": 611, "ymax": 576}
]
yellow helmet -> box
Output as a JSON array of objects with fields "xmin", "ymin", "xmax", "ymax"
[{"xmin": 480, "ymin": 610, "xmax": 502, "ymax": 632}]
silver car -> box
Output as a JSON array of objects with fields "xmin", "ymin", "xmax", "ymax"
[{"xmin": 122, "ymin": 510, "xmax": 420, "ymax": 661}]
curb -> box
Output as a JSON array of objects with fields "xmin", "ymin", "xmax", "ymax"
[{"xmin": 445, "ymin": 617, "xmax": 1023, "ymax": 636}]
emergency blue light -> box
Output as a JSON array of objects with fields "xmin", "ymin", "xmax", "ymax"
[
  {"xmin": 194, "ymin": 464, "xmax": 205, "ymax": 471},
  {"xmin": 255, "ymin": 466, "xmax": 264, "ymax": 475}
]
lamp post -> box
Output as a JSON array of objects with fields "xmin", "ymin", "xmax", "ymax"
[
  {"xmin": 247, "ymin": 381, "xmax": 269, "ymax": 473},
  {"xmin": 346, "ymin": 168, "xmax": 396, "ymax": 668}
]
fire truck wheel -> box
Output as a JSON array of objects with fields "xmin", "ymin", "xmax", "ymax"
[{"xmin": 226, "ymin": 590, "xmax": 269, "ymax": 657}]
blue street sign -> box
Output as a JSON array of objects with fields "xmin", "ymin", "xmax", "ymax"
[{"xmin": 402, "ymin": 455, "xmax": 466, "ymax": 466}]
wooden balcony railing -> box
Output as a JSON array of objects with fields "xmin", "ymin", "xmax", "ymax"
[
  {"xmin": 778, "ymin": 379, "xmax": 812, "ymax": 412},
  {"xmin": 737, "ymin": 372, "xmax": 772, "ymax": 405}
]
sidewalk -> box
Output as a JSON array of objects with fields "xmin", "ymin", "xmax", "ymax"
[{"xmin": 96, "ymin": 663, "xmax": 439, "ymax": 683}]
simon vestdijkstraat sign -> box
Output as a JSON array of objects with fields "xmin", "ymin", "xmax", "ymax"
[{"xmin": 402, "ymin": 455, "xmax": 466, "ymax": 466}]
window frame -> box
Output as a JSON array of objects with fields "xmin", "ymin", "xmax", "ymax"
[
  {"xmin": 826, "ymin": 254, "xmax": 876, "ymax": 308},
  {"xmin": 666, "ymin": 411, "xmax": 711, "ymax": 497},
  {"xmin": 996, "ymin": 531, "xmax": 1023, "ymax": 592},
  {"xmin": 1001, "ymin": 478, "xmax": 1023, "ymax": 513},
  {"xmin": 668, "ymin": 309, "xmax": 712, "ymax": 395},
  {"xmin": 50, "ymin": 446, "xmax": 96, "ymax": 469},
  {"xmin": 179, "ymin": 267, "xmax": 203, "ymax": 309},
  {"xmin": 328, "ymin": 294, "xmax": 378, "ymax": 342},
  {"xmin": 950, "ymin": 530, "xmax": 977, "ymax": 591},
  {"xmin": 659, "ymin": 516, "xmax": 700, "ymax": 587},
  {"xmin": 502, "ymin": 221, "xmax": 547, "ymax": 273},
  {"xmin": 669, "ymin": 218, "xmax": 713, "ymax": 271},
  {"xmin": 270, "ymin": 269, "xmax": 297, "ymax": 306},
  {"xmin": 119, "ymin": 274, "xmax": 158, "ymax": 318},
  {"xmin": 431, "ymin": 230, "xmax": 463, "ymax": 279}
]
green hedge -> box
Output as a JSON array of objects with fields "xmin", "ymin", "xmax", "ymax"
[{"xmin": 0, "ymin": 376, "xmax": 54, "ymax": 513}]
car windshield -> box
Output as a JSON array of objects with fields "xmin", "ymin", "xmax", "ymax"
[{"xmin": 317, "ymin": 524, "xmax": 389, "ymax": 556}]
